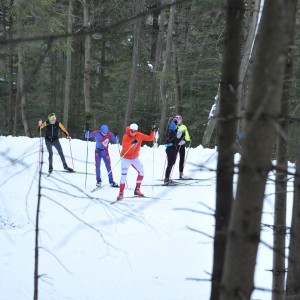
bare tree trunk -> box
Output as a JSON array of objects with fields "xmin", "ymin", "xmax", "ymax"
[
  {"xmin": 149, "ymin": 0, "xmax": 161, "ymax": 62},
  {"xmin": 50, "ymin": 51, "xmax": 57, "ymax": 113},
  {"xmin": 237, "ymin": 0, "xmax": 261, "ymax": 133},
  {"xmin": 124, "ymin": 0, "xmax": 145, "ymax": 125},
  {"xmin": 7, "ymin": 52, "xmax": 14, "ymax": 135},
  {"xmin": 73, "ymin": 36, "xmax": 83, "ymax": 125},
  {"xmin": 159, "ymin": 1, "xmax": 175, "ymax": 133},
  {"xmin": 6, "ymin": 0, "xmax": 14, "ymax": 135},
  {"xmin": 149, "ymin": 4, "xmax": 164, "ymax": 138},
  {"xmin": 272, "ymin": 75, "xmax": 288, "ymax": 300},
  {"xmin": 98, "ymin": 35, "xmax": 106, "ymax": 105},
  {"xmin": 18, "ymin": 51, "xmax": 31, "ymax": 137},
  {"xmin": 63, "ymin": 0, "xmax": 74, "ymax": 128},
  {"xmin": 14, "ymin": 73, "xmax": 20, "ymax": 136},
  {"xmin": 272, "ymin": 1, "xmax": 297, "ymax": 298},
  {"xmin": 272, "ymin": 102, "xmax": 288, "ymax": 300},
  {"xmin": 210, "ymin": 1, "xmax": 245, "ymax": 299},
  {"xmin": 202, "ymin": 86, "xmax": 220, "ymax": 148},
  {"xmin": 286, "ymin": 134, "xmax": 300, "ymax": 297},
  {"xmin": 172, "ymin": 4, "xmax": 180, "ymax": 111},
  {"xmin": 220, "ymin": 1, "xmax": 289, "ymax": 299},
  {"xmin": 83, "ymin": 0, "xmax": 92, "ymax": 122},
  {"xmin": 173, "ymin": 50, "xmax": 181, "ymax": 112},
  {"xmin": 15, "ymin": 0, "xmax": 31, "ymax": 137}
]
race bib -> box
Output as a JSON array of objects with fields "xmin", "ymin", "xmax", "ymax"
[{"xmin": 101, "ymin": 138, "xmax": 110, "ymax": 147}]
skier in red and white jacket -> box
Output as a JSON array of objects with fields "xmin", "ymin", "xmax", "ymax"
[{"xmin": 117, "ymin": 123, "xmax": 158, "ymax": 200}]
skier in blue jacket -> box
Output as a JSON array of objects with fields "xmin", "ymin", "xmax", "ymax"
[
  {"xmin": 85, "ymin": 124, "xmax": 119, "ymax": 187},
  {"xmin": 164, "ymin": 118, "xmax": 179, "ymax": 185}
]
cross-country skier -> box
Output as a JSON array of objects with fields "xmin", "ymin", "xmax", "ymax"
[
  {"xmin": 85, "ymin": 124, "xmax": 119, "ymax": 188},
  {"xmin": 116, "ymin": 123, "xmax": 158, "ymax": 200},
  {"xmin": 174, "ymin": 114, "xmax": 191, "ymax": 178},
  {"xmin": 37, "ymin": 113, "xmax": 73, "ymax": 174},
  {"xmin": 164, "ymin": 118, "xmax": 179, "ymax": 185}
]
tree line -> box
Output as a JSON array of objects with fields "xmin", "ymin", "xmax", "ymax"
[{"xmin": 0, "ymin": 0, "xmax": 222, "ymax": 145}]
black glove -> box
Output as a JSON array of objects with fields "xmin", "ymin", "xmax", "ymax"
[
  {"xmin": 132, "ymin": 139, "xmax": 138, "ymax": 144},
  {"xmin": 113, "ymin": 131, "xmax": 118, "ymax": 137},
  {"xmin": 85, "ymin": 122, "xmax": 90, "ymax": 131},
  {"xmin": 151, "ymin": 124, "xmax": 158, "ymax": 132}
]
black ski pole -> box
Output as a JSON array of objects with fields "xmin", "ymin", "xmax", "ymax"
[{"xmin": 84, "ymin": 122, "xmax": 90, "ymax": 189}]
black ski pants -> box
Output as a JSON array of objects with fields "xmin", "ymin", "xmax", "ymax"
[
  {"xmin": 165, "ymin": 146, "xmax": 178, "ymax": 180},
  {"xmin": 45, "ymin": 139, "xmax": 67, "ymax": 168},
  {"xmin": 179, "ymin": 145, "xmax": 186, "ymax": 173}
]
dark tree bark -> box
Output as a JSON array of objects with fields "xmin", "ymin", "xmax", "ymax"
[
  {"xmin": 83, "ymin": 0, "xmax": 92, "ymax": 122},
  {"xmin": 286, "ymin": 136, "xmax": 300, "ymax": 297},
  {"xmin": 6, "ymin": 0, "xmax": 15, "ymax": 135},
  {"xmin": 149, "ymin": 0, "xmax": 161, "ymax": 62},
  {"xmin": 63, "ymin": 0, "xmax": 74, "ymax": 129},
  {"xmin": 15, "ymin": 1, "xmax": 31, "ymax": 137},
  {"xmin": 210, "ymin": 1, "xmax": 245, "ymax": 299},
  {"xmin": 272, "ymin": 1, "xmax": 297, "ymax": 299},
  {"xmin": 202, "ymin": 86, "xmax": 220, "ymax": 148},
  {"xmin": 124, "ymin": 0, "xmax": 145, "ymax": 125},
  {"xmin": 172, "ymin": 4, "xmax": 181, "ymax": 112},
  {"xmin": 149, "ymin": 3, "xmax": 164, "ymax": 139},
  {"xmin": 220, "ymin": 1, "xmax": 289, "ymax": 299},
  {"xmin": 159, "ymin": 1, "xmax": 175, "ymax": 135},
  {"xmin": 49, "ymin": 51, "xmax": 57, "ymax": 114},
  {"xmin": 237, "ymin": 0, "xmax": 261, "ymax": 133}
]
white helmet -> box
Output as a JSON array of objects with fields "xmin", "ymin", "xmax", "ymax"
[{"xmin": 130, "ymin": 123, "xmax": 138, "ymax": 131}]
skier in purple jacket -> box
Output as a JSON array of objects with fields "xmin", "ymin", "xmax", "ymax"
[{"xmin": 85, "ymin": 124, "xmax": 119, "ymax": 188}]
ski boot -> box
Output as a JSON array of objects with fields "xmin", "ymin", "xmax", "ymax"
[
  {"xmin": 134, "ymin": 187, "xmax": 144, "ymax": 197},
  {"xmin": 63, "ymin": 164, "xmax": 73, "ymax": 172}
]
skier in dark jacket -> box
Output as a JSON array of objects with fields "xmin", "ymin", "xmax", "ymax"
[
  {"xmin": 164, "ymin": 118, "xmax": 179, "ymax": 185},
  {"xmin": 37, "ymin": 113, "xmax": 73, "ymax": 174},
  {"xmin": 174, "ymin": 114, "xmax": 191, "ymax": 178}
]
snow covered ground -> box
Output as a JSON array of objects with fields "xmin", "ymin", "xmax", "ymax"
[{"xmin": 0, "ymin": 136, "xmax": 292, "ymax": 300}]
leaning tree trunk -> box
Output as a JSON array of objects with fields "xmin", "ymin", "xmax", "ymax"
[
  {"xmin": 237, "ymin": 0, "xmax": 261, "ymax": 133},
  {"xmin": 124, "ymin": 0, "xmax": 144, "ymax": 126},
  {"xmin": 210, "ymin": 1, "xmax": 245, "ymax": 299},
  {"xmin": 202, "ymin": 85, "xmax": 220, "ymax": 148},
  {"xmin": 220, "ymin": 1, "xmax": 289, "ymax": 299}
]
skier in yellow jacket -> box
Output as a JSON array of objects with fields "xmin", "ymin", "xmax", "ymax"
[
  {"xmin": 37, "ymin": 113, "xmax": 73, "ymax": 174},
  {"xmin": 174, "ymin": 114, "xmax": 191, "ymax": 179}
]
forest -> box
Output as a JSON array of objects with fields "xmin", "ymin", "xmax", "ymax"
[
  {"xmin": 1, "ymin": 0, "xmax": 300, "ymax": 299},
  {"xmin": 0, "ymin": 0, "xmax": 225, "ymax": 146}
]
